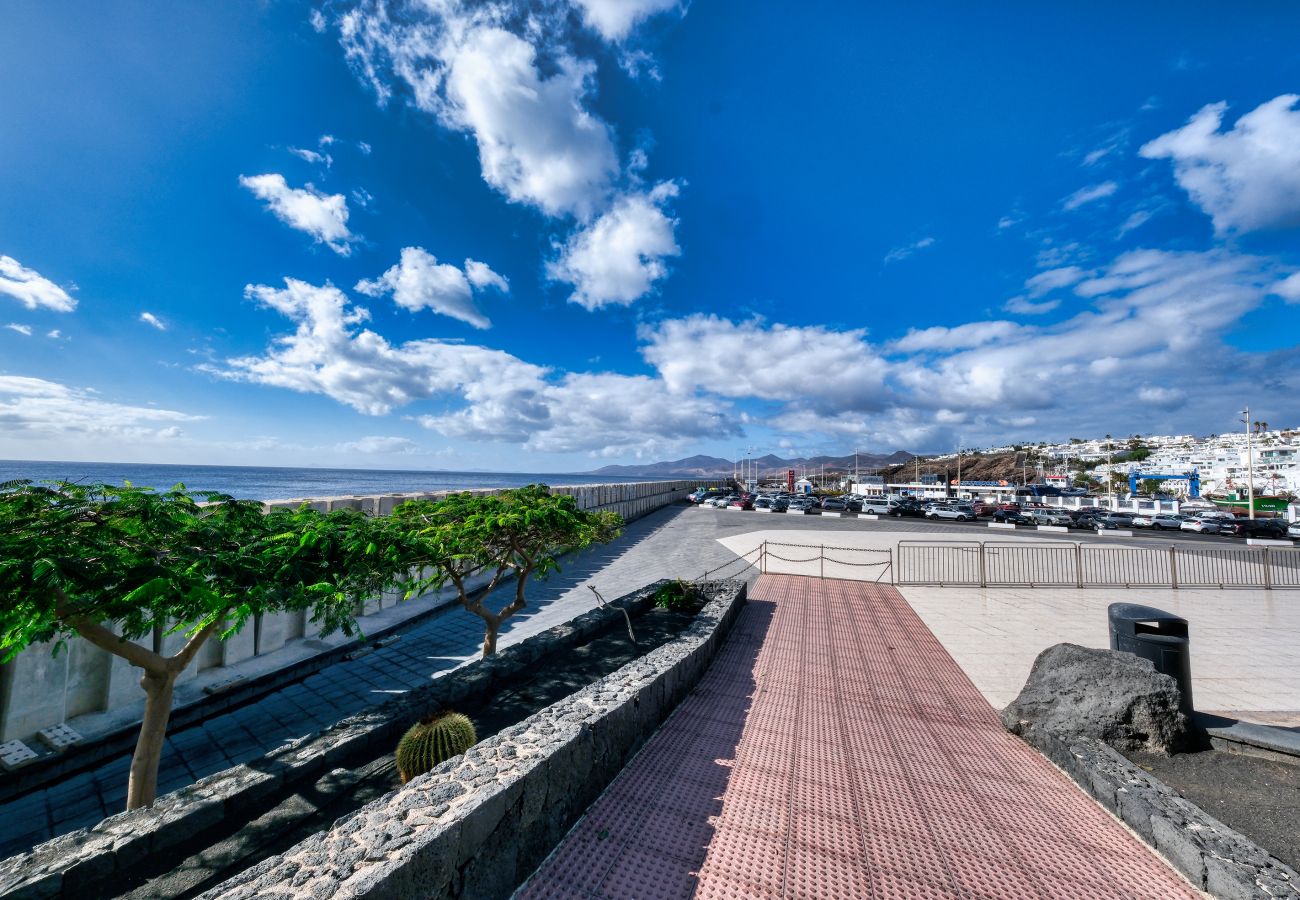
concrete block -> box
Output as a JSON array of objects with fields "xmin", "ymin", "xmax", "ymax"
[
  {"xmin": 63, "ymin": 638, "xmax": 111, "ymax": 720},
  {"xmin": 255, "ymin": 611, "xmax": 293, "ymax": 656},
  {"xmin": 1246, "ymin": 538, "xmax": 1291, "ymax": 546},
  {"xmin": 0, "ymin": 639, "xmax": 69, "ymax": 741},
  {"xmin": 220, "ymin": 622, "xmax": 257, "ymax": 668},
  {"xmin": 1036, "ymin": 525, "xmax": 1068, "ymax": 533},
  {"xmin": 988, "ymin": 522, "xmax": 1016, "ymax": 529}
]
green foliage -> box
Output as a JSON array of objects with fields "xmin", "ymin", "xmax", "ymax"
[
  {"xmin": 651, "ymin": 579, "xmax": 703, "ymax": 613},
  {"xmin": 1138, "ymin": 478, "xmax": 1163, "ymax": 496},
  {"xmin": 395, "ymin": 710, "xmax": 477, "ymax": 783},
  {"xmin": 0, "ymin": 481, "xmax": 403, "ymax": 662},
  {"xmin": 1123, "ymin": 448, "xmax": 1152, "ymax": 462},
  {"xmin": 387, "ymin": 485, "xmax": 623, "ymax": 655}
]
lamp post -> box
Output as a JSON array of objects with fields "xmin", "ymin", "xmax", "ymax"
[{"xmin": 1241, "ymin": 407, "xmax": 1256, "ymax": 520}]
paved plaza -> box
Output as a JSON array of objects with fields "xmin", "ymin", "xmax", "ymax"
[
  {"xmin": 521, "ymin": 575, "xmax": 1200, "ymax": 898},
  {"xmin": 714, "ymin": 519, "xmax": 1300, "ymax": 720}
]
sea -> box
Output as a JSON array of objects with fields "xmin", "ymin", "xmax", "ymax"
[{"xmin": 0, "ymin": 460, "xmax": 680, "ymax": 503}]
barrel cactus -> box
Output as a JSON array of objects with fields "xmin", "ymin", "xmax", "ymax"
[{"xmin": 396, "ymin": 710, "xmax": 477, "ymax": 784}]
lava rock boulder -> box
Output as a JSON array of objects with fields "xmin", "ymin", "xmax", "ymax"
[{"xmin": 1002, "ymin": 643, "xmax": 1192, "ymax": 753}]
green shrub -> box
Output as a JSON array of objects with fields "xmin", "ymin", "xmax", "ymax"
[
  {"xmin": 652, "ymin": 579, "xmax": 703, "ymax": 613},
  {"xmin": 395, "ymin": 710, "xmax": 477, "ymax": 783}
]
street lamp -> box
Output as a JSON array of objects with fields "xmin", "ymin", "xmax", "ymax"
[{"xmin": 1241, "ymin": 407, "xmax": 1256, "ymax": 520}]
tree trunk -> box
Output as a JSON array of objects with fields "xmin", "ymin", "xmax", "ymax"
[
  {"xmin": 127, "ymin": 669, "xmax": 176, "ymax": 810},
  {"xmin": 481, "ymin": 618, "xmax": 500, "ymax": 658}
]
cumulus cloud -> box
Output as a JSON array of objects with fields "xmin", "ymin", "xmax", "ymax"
[
  {"xmin": 570, "ymin": 0, "xmax": 679, "ymax": 42},
  {"xmin": 1140, "ymin": 94, "xmax": 1300, "ymax": 234},
  {"xmin": 355, "ymin": 247, "xmax": 507, "ymax": 328},
  {"xmin": 289, "ymin": 146, "xmax": 333, "ymax": 167},
  {"xmin": 334, "ymin": 0, "xmax": 683, "ymax": 306},
  {"xmin": 221, "ymin": 278, "xmax": 730, "ymax": 455},
  {"xmin": 1118, "ymin": 209, "xmax": 1154, "ymax": 237},
  {"xmin": 0, "ymin": 256, "xmax": 77, "ymax": 312},
  {"xmin": 640, "ymin": 315, "xmax": 890, "ymax": 413},
  {"xmin": 239, "ymin": 173, "xmax": 358, "ymax": 255},
  {"xmin": 139, "ymin": 311, "xmax": 166, "ymax": 331},
  {"xmin": 883, "ymin": 236, "xmax": 936, "ymax": 264},
  {"xmin": 1062, "ymin": 181, "xmax": 1118, "ymax": 211},
  {"xmin": 548, "ymin": 183, "xmax": 680, "ymax": 310},
  {"xmin": 5, "ymin": 323, "xmax": 32, "ymax": 336},
  {"xmin": 0, "ymin": 375, "xmax": 201, "ymax": 438},
  {"xmin": 1002, "ymin": 296, "xmax": 1061, "ymax": 316}
]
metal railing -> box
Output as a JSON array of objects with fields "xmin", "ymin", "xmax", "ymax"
[
  {"xmin": 758, "ymin": 542, "xmax": 893, "ymax": 583},
  {"xmin": 896, "ymin": 540, "xmax": 1300, "ymax": 589}
]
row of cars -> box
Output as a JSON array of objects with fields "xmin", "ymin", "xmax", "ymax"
[{"xmin": 687, "ymin": 489, "xmax": 1300, "ymax": 540}]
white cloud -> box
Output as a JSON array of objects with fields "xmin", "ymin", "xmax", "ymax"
[
  {"xmin": 1137, "ymin": 385, "xmax": 1186, "ymax": 405},
  {"xmin": 1002, "ymin": 296, "xmax": 1061, "ymax": 316},
  {"xmin": 289, "ymin": 146, "xmax": 333, "ymax": 167},
  {"xmin": 221, "ymin": 278, "xmax": 731, "ymax": 455},
  {"xmin": 139, "ymin": 311, "xmax": 166, "ymax": 331},
  {"xmin": 1140, "ymin": 94, "xmax": 1300, "ymax": 234},
  {"xmin": 0, "ymin": 256, "xmax": 77, "ymax": 312},
  {"xmin": 569, "ymin": 0, "xmax": 679, "ymax": 42},
  {"xmin": 1271, "ymin": 271, "xmax": 1300, "ymax": 304},
  {"xmin": 336, "ymin": 1, "xmax": 684, "ymax": 307},
  {"xmin": 1062, "ymin": 181, "xmax": 1118, "ymax": 211},
  {"xmin": 238, "ymin": 173, "xmax": 358, "ymax": 255},
  {"xmin": 548, "ymin": 183, "xmax": 680, "ymax": 310},
  {"xmin": 442, "ymin": 26, "xmax": 619, "ymax": 218},
  {"xmin": 337, "ymin": 435, "xmax": 419, "ymax": 454},
  {"xmin": 5, "ymin": 323, "xmax": 32, "ymax": 336},
  {"xmin": 309, "ymin": 9, "xmax": 327, "ymax": 32},
  {"xmin": 640, "ymin": 315, "xmax": 890, "ymax": 413},
  {"xmin": 464, "ymin": 258, "xmax": 509, "ymax": 293},
  {"xmin": 1118, "ymin": 209, "xmax": 1153, "ymax": 237},
  {"xmin": 1025, "ymin": 266, "xmax": 1086, "ymax": 297},
  {"xmin": 0, "ymin": 375, "xmax": 201, "ymax": 438},
  {"xmin": 46, "ymin": 329, "xmax": 61, "ymax": 339},
  {"xmin": 996, "ymin": 215, "xmax": 1021, "ymax": 230},
  {"xmin": 355, "ymin": 247, "xmax": 506, "ymax": 329},
  {"xmin": 891, "ymin": 321, "xmax": 1024, "ymax": 353},
  {"xmin": 883, "ymin": 236, "xmax": 936, "ymax": 264}
]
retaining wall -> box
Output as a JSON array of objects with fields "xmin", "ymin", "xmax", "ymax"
[
  {"xmin": 0, "ymin": 579, "xmax": 745, "ymax": 899},
  {"xmin": 0, "ymin": 479, "xmax": 720, "ymax": 747},
  {"xmin": 196, "ymin": 580, "xmax": 747, "ymax": 900}
]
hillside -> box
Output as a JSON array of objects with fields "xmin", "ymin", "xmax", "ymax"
[{"xmin": 585, "ymin": 450, "xmax": 914, "ymax": 478}]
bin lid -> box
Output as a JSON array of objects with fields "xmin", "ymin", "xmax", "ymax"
[{"xmin": 1107, "ymin": 602, "xmax": 1187, "ymax": 626}]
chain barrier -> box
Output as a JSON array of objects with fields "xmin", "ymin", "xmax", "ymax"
[
  {"xmin": 699, "ymin": 544, "xmax": 764, "ymax": 581},
  {"xmin": 760, "ymin": 542, "xmax": 895, "ymax": 584}
]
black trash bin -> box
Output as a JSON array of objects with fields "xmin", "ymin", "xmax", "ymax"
[{"xmin": 1107, "ymin": 603, "xmax": 1193, "ymax": 714}]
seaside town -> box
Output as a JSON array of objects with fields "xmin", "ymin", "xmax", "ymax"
[{"xmin": 3, "ymin": 4, "xmax": 1299, "ymax": 900}]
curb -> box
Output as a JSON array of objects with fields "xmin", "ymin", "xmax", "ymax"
[{"xmin": 1018, "ymin": 726, "xmax": 1300, "ymax": 898}]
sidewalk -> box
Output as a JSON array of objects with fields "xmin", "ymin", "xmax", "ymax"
[
  {"xmin": 0, "ymin": 504, "xmax": 745, "ymax": 859},
  {"xmin": 519, "ymin": 574, "xmax": 1200, "ymax": 898}
]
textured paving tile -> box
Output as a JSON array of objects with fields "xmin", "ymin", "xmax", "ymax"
[{"xmin": 520, "ymin": 574, "xmax": 1200, "ymax": 899}]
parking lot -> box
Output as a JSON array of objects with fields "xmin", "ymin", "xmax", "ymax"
[{"xmin": 689, "ymin": 500, "xmax": 1296, "ymax": 548}]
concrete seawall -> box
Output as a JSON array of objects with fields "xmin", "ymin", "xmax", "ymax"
[{"xmin": 0, "ymin": 479, "xmax": 724, "ymax": 748}]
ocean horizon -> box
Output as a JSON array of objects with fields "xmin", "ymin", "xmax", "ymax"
[{"xmin": 0, "ymin": 459, "xmax": 686, "ymax": 503}]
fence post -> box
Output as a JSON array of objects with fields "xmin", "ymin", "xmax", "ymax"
[
  {"xmin": 820, "ymin": 545, "xmax": 824, "ymax": 580},
  {"xmin": 1264, "ymin": 548, "xmax": 1272, "ymax": 591},
  {"xmin": 1169, "ymin": 546, "xmax": 1178, "ymax": 590},
  {"xmin": 1075, "ymin": 542, "xmax": 1083, "ymax": 589},
  {"xmin": 978, "ymin": 542, "xmax": 987, "ymax": 588}
]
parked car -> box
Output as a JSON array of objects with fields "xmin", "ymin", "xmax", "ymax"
[
  {"xmin": 860, "ymin": 497, "xmax": 896, "ymax": 515},
  {"xmin": 1218, "ymin": 517, "xmax": 1289, "ymax": 538},
  {"xmin": 753, "ymin": 498, "xmax": 773, "ymax": 510},
  {"xmin": 728, "ymin": 495, "xmax": 755, "ymax": 510},
  {"xmin": 711, "ymin": 495, "xmax": 736, "ymax": 508},
  {"xmin": 1147, "ymin": 513, "xmax": 1186, "ymax": 530},
  {"xmin": 770, "ymin": 497, "xmax": 790, "ymax": 512},
  {"xmin": 1028, "ymin": 508, "xmax": 1073, "ymax": 526},
  {"xmin": 889, "ymin": 499, "xmax": 926, "ymax": 517},
  {"xmin": 1081, "ymin": 512, "xmax": 1134, "ymax": 530},
  {"xmin": 1180, "ymin": 515, "xmax": 1222, "ymax": 534},
  {"xmin": 971, "ymin": 500, "xmax": 999, "ymax": 517},
  {"xmin": 927, "ymin": 503, "xmax": 976, "ymax": 521},
  {"xmin": 820, "ymin": 497, "xmax": 849, "ymax": 511},
  {"xmin": 844, "ymin": 496, "xmax": 864, "ymax": 512},
  {"xmin": 788, "ymin": 498, "xmax": 817, "ymax": 514},
  {"xmin": 992, "ymin": 508, "xmax": 1035, "ymax": 525},
  {"xmin": 1289, "ymin": 520, "xmax": 1300, "ymax": 540}
]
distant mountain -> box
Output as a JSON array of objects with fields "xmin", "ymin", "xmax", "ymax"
[{"xmin": 585, "ymin": 450, "xmax": 915, "ymax": 478}]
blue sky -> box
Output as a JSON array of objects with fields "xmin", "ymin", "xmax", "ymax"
[{"xmin": 3, "ymin": 1, "xmax": 1300, "ymax": 471}]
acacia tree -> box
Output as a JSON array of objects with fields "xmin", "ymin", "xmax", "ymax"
[
  {"xmin": 0, "ymin": 481, "xmax": 406, "ymax": 810},
  {"xmin": 389, "ymin": 485, "xmax": 622, "ymax": 657}
]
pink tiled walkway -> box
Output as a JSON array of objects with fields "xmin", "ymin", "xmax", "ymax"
[{"xmin": 518, "ymin": 575, "xmax": 1200, "ymax": 899}]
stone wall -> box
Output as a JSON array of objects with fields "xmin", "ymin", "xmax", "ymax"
[
  {"xmin": 0, "ymin": 579, "xmax": 744, "ymax": 899},
  {"xmin": 0, "ymin": 479, "xmax": 721, "ymax": 746},
  {"xmin": 197, "ymin": 580, "xmax": 747, "ymax": 900}
]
